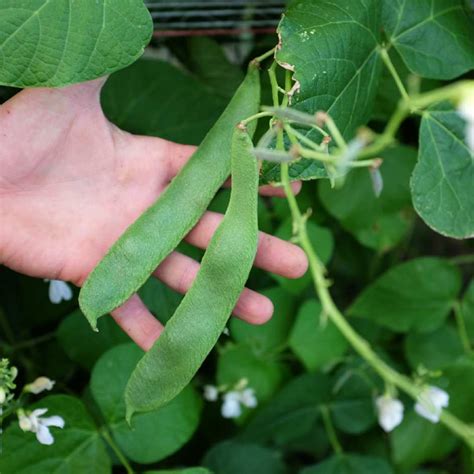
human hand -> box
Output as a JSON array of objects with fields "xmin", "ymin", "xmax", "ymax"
[{"xmin": 0, "ymin": 78, "xmax": 308, "ymax": 350}]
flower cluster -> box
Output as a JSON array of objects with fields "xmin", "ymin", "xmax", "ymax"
[
  {"xmin": 0, "ymin": 358, "xmax": 18, "ymax": 406},
  {"xmin": 375, "ymin": 385, "xmax": 449, "ymax": 433},
  {"xmin": 203, "ymin": 378, "xmax": 258, "ymax": 419}
]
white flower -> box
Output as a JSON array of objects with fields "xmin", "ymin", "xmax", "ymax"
[
  {"xmin": 221, "ymin": 392, "xmax": 242, "ymax": 419},
  {"xmin": 375, "ymin": 395, "xmax": 404, "ymax": 432},
  {"xmin": 458, "ymin": 90, "xmax": 474, "ymax": 153},
  {"xmin": 18, "ymin": 408, "xmax": 65, "ymax": 445},
  {"xmin": 45, "ymin": 279, "xmax": 73, "ymax": 304},
  {"xmin": 24, "ymin": 377, "xmax": 55, "ymax": 395},
  {"xmin": 414, "ymin": 386, "xmax": 449, "ymax": 423},
  {"xmin": 203, "ymin": 385, "xmax": 219, "ymax": 402},
  {"xmin": 0, "ymin": 387, "xmax": 6, "ymax": 404},
  {"xmin": 240, "ymin": 388, "xmax": 258, "ymax": 408}
]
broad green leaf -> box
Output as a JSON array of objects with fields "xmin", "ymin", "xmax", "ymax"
[
  {"xmin": 411, "ymin": 106, "xmax": 474, "ymax": 239},
  {"xmin": 461, "ymin": 279, "xmax": 474, "ymax": 342},
  {"xmin": 319, "ymin": 146, "xmax": 417, "ymax": 251},
  {"xmin": 216, "ymin": 343, "xmax": 285, "ymax": 406},
  {"xmin": 0, "ymin": 0, "xmax": 152, "ymax": 88},
  {"xmin": 383, "ymin": 0, "xmax": 474, "ymax": 79},
  {"xmin": 57, "ymin": 309, "xmax": 128, "ymax": 370},
  {"xmin": 277, "ymin": 0, "xmax": 382, "ymax": 140},
  {"xmin": 301, "ymin": 454, "xmax": 393, "ymax": 474},
  {"xmin": 91, "ymin": 344, "xmax": 202, "ymax": 464},
  {"xmin": 0, "ymin": 395, "xmax": 111, "ymax": 474},
  {"xmin": 329, "ymin": 363, "xmax": 378, "ymax": 434},
  {"xmin": 102, "ymin": 57, "xmax": 227, "ymax": 145},
  {"xmin": 273, "ymin": 219, "xmax": 333, "ymax": 295},
  {"xmin": 443, "ymin": 356, "xmax": 474, "ymax": 422},
  {"xmin": 289, "ymin": 300, "xmax": 348, "ymax": 371},
  {"xmin": 404, "ymin": 324, "xmax": 464, "ymax": 370},
  {"xmin": 229, "ymin": 287, "xmax": 296, "ymax": 354},
  {"xmin": 203, "ymin": 441, "xmax": 286, "ymax": 474},
  {"xmin": 241, "ymin": 373, "xmax": 331, "ymax": 446},
  {"xmin": 390, "ymin": 412, "xmax": 457, "ymax": 469},
  {"xmin": 349, "ymin": 257, "xmax": 461, "ymax": 332}
]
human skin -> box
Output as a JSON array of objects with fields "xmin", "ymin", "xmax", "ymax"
[{"xmin": 0, "ymin": 78, "xmax": 308, "ymax": 350}]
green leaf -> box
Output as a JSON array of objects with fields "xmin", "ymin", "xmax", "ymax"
[
  {"xmin": 0, "ymin": 0, "xmax": 152, "ymax": 88},
  {"xmin": 241, "ymin": 373, "xmax": 331, "ymax": 446},
  {"xmin": 301, "ymin": 454, "xmax": 393, "ymax": 474},
  {"xmin": 319, "ymin": 146, "xmax": 417, "ymax": 251},
  {"xmin": 229, "ymin": 287, "xmax": 296, "ymax": 354},
  {"xmin": 102, "ymin": 57, "xmax": 227, "ymax": 145},
  {"xmin": 383, "ymin": 0, "xmax": 474, "ymax": 79},
  {"xmin": 0, "ymin": 395, "xmax": 111, "ymax": 474},
  {"xmin": 411, "ymin": 106, "xmax": 474, "ymax": 239},
  {"xmin": 203, "ymin": 441, "xmax": 287, "ymax": 474},
  {"xmin": 444, "ymin": 356, "xmax": 474, "ymax": 422},
  {"xmin": 91, "ymin": 344, "xmax": 202, "ymax": 464},
  {"xmin": 390, "ymin": 412, "xmax": 457, "ymax": 469},
  {"xmin": 277, "ymin": 0, "xmax": 382, "ymax": 140},
  {"xmin": 404, "ymin": 324, "xmax": 464, "ymax": 370},
  {"xmin": 461, "ymin": 279, "xmax": 474, "ymax": 342},
  {"xmin": 57, "ymin": 309, "xmax": 128, "ymax": 370},
  {"xmin": 329, "ymin": 363, "xmax": 378, "ymax": 434},
  {"xmin": 216, "ymin": 343, "xmax": 284, "ymax": 406},
  {"xmin": 272, "ymin": 219, "xmax": 333, "ymax": 295},
  {"xmin": 349, "ymin": 257, "xmax": 461, "ymax": 332},
  {"xmin": 289, "ymin": 300, "xmax": 348, "ymax": 371}
]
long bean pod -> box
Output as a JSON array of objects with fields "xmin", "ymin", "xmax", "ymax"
[
  {"xmin": 79, "ymin": 65, "xmax": 260, "ymax": 327},
  {"xmin": 125, "ymin": 125, "xmax": 259, "ymax": 420}
]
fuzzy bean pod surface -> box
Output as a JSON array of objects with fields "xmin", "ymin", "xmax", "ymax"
[
  {"xmin": 79, "ymin": 66, "xmax": 260, "ymax": 327},
  {"xmin": 125, "ymin": 125, "xmax": 259, "ymax": 420}
]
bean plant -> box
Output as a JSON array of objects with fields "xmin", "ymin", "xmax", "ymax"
[{"xmin": 0, "ymin": 1, "xmax": 473, "ymax": 473}]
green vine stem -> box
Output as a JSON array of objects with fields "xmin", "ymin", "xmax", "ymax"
[
  {"xmin": 100, "ymin": 427, "xmax": 135, "ymax": 474},
  {"xmin": 320, "ymin": 405, "xmax": 343, "ymax": 454},
  {"xmin": 264, "ymin": 60, "xmax": 474, "ymax": 451},
  {"xmin": 279, "ymin": 160, "xmax": 474, "ymax": 450}
]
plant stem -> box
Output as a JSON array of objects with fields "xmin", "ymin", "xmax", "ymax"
[
  {"xmin": 101, "ymin": 428, "xmax": 134, "ymax": 474},
  {"xmin": 279, "ymin": 162, "xmax": 474, "ymax": 450},
  {"xmin": 241, "ymin": 111, "xmax": 273, "ymax": 125},
  {"xmin": 320, "ymin": 405, "xmax": 343, "ymax": 454},
  {"xmin": 379, "ymin": 47, "xmax": 411, "ymax": 104},
  {"xmin": 253, "ymin": 47, "xmax": 276, "ymax": 65},
  {"xmin": 453, "ymin": 301, "xmax": 472, "ymax": 354}
]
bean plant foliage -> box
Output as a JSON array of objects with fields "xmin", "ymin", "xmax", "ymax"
[{"xmin": 0, "ymin": 1, "xmax": 474, "ymax": 473}]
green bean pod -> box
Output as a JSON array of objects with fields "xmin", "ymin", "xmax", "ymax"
[
  {"xmin": 125, "ymin": 125, "xmax": 259, "ymax": 420},
  {"xmin": 79, "ymin": 65, "xmax": 260, "ymax": 328}
]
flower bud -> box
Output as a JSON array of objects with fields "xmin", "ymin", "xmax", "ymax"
[
  {"xmin": 24, "ymin": 377, "xmax": 55, "ymax": 395},
  {"xmin": 414, "ymin": 386, "xmax": 449, "ymax": 423},
  {"xmin": 375, "ymin": 395, "xmax": 404, "ymax": 432}
]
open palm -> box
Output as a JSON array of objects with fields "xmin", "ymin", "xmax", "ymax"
[{"xmin": 0, "ymin": 78, "xmax": 307, "ymax": 350}]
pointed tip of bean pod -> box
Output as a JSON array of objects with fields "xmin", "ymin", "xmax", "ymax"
[
  {"xmin": 78, "ymin": 296, "xmax": 99, "ymax": 332},
  {"xmin": 125, "ymin": 407, "xmax": 135, "ymax": 427}
]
